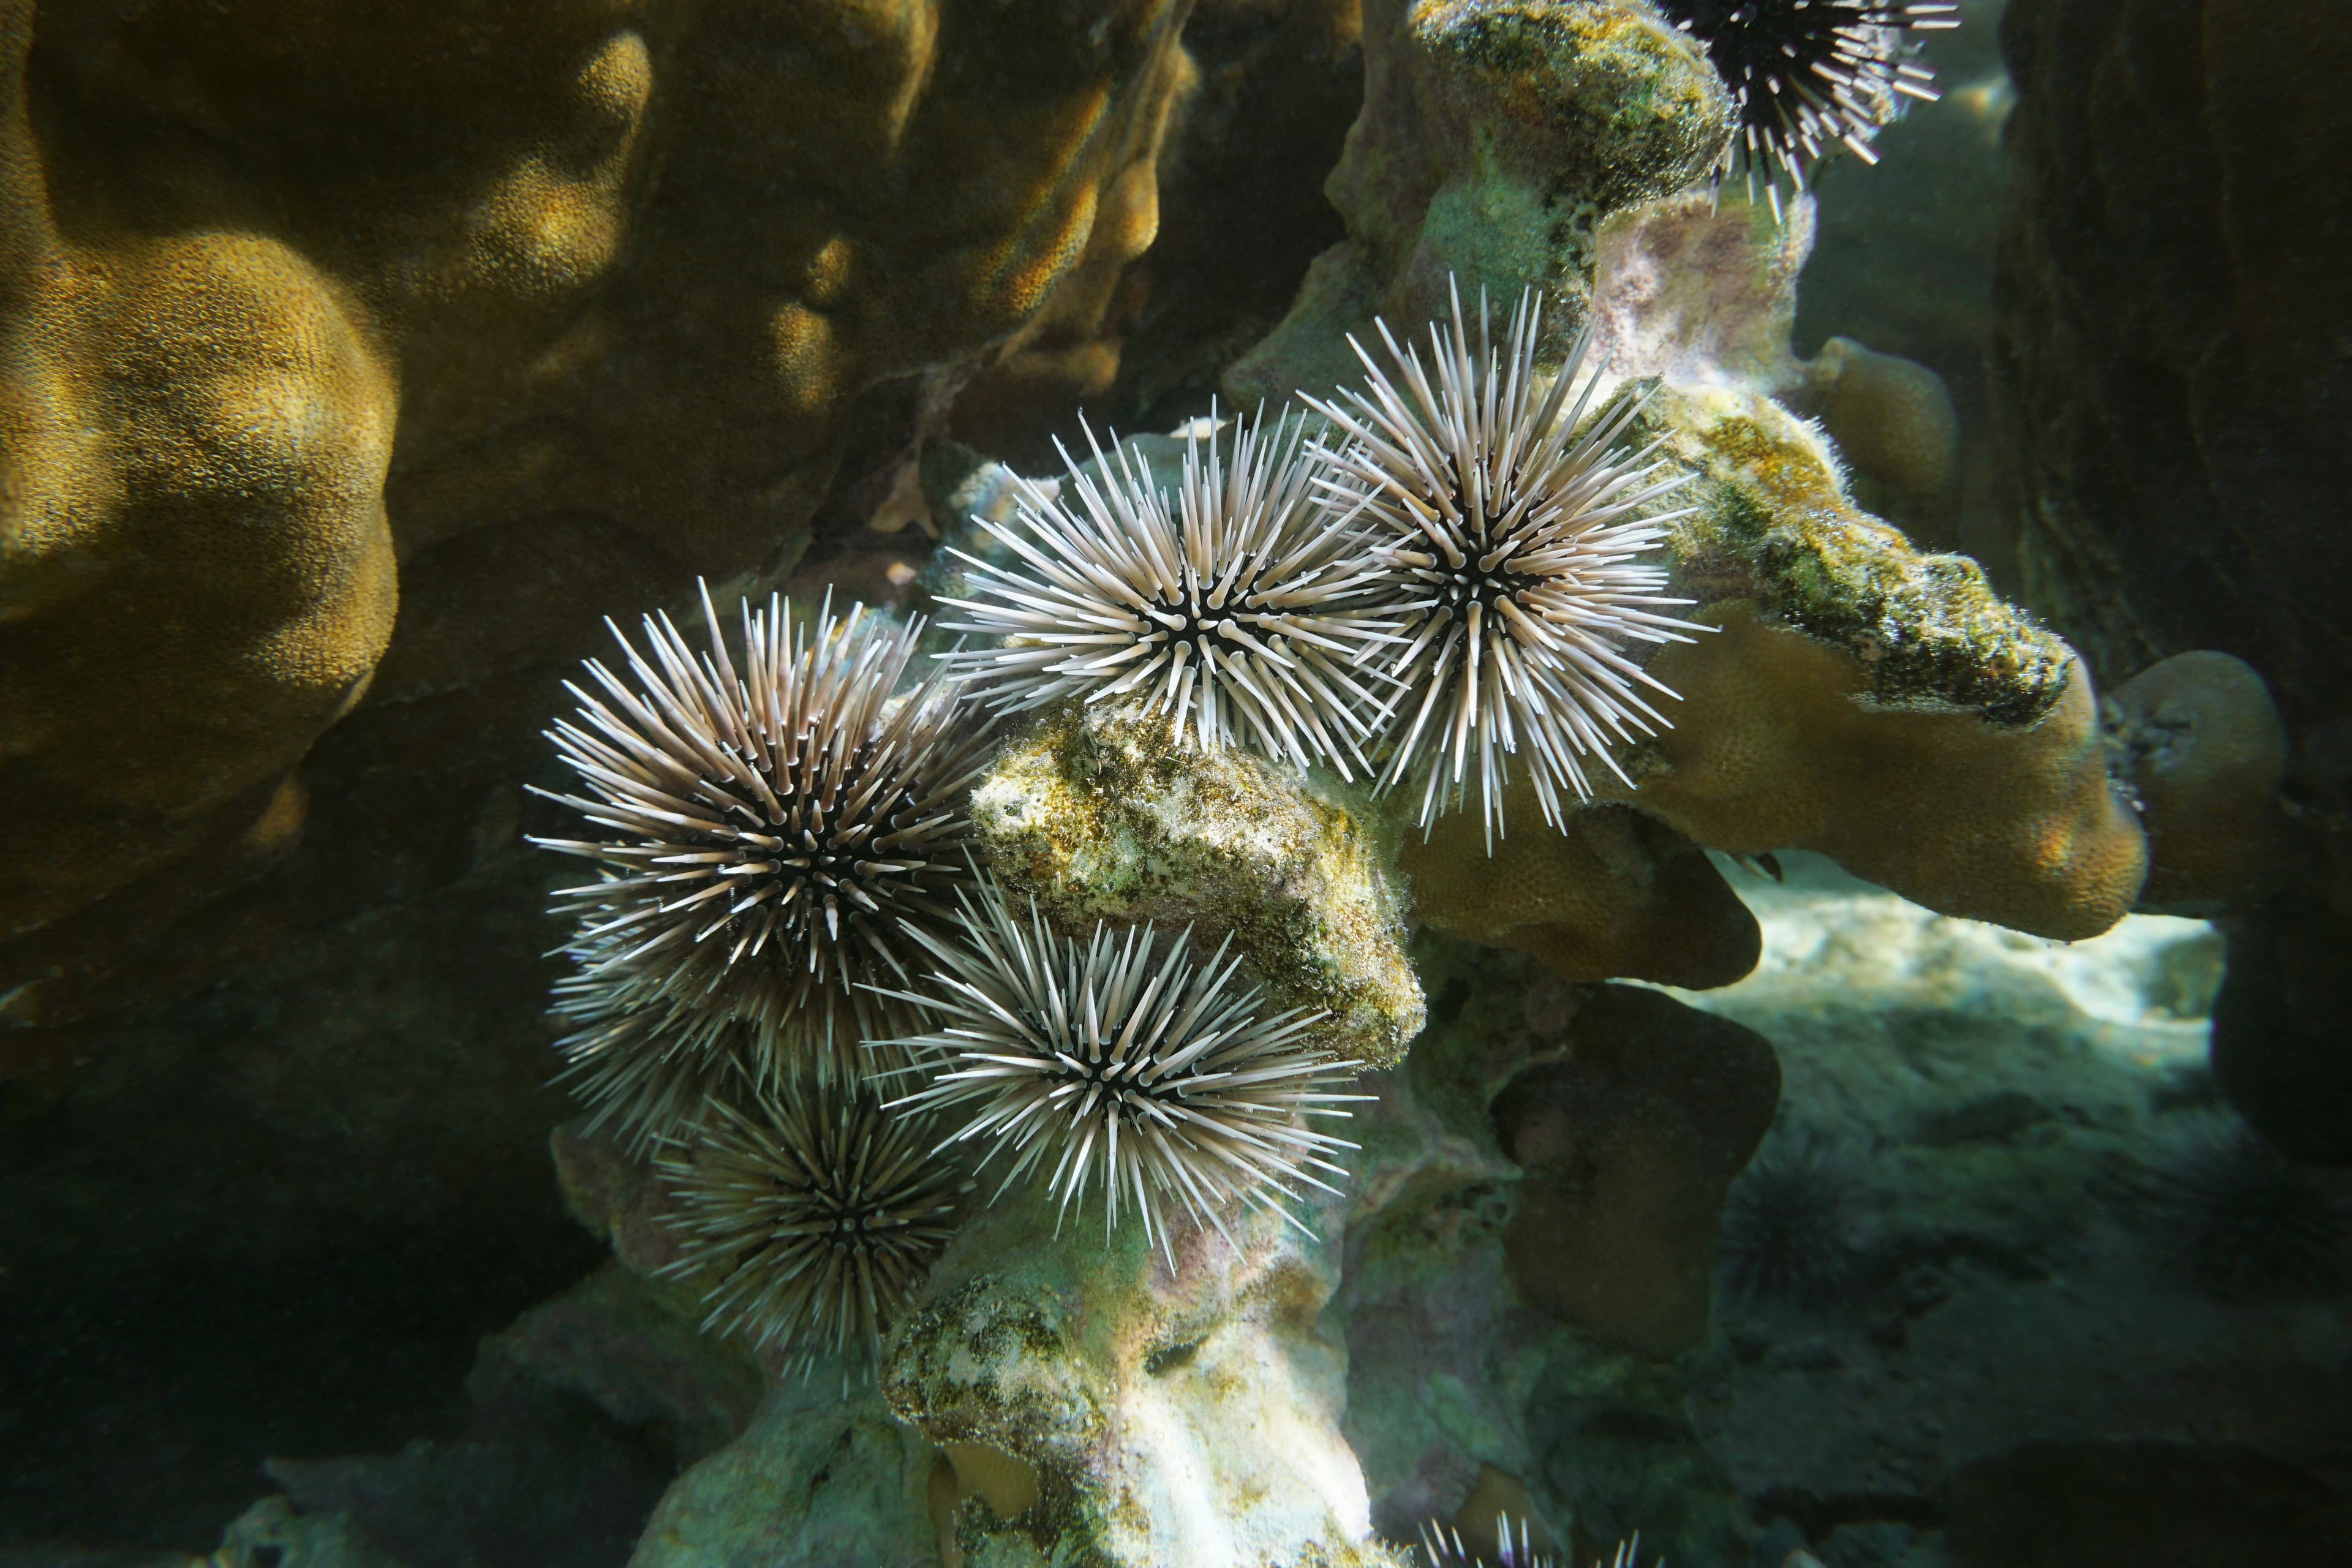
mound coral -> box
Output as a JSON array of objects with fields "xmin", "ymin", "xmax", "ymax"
[
  {"xmin": 0, "ymin": 0, "xmax": 1196, "ymax": 1027},
  {"xmin": 2102, "ymin": 650, "xmax": 2287, "ymax": 913}
]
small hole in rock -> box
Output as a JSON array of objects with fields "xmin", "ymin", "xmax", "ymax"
[{"xmin": 1145, "ymin": 1337, "xmax": 1204, "ymax": 1376}]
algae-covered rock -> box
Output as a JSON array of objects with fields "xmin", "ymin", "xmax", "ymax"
[
  {"xmin": 973, "ymin": 702, "xmax": 1426, "ymax": 1068},
  {"xmin": 1227, "ymin": 0, "xmax": 1732, "ymax": 405},
  {"xmin": 625, "ymin": 1381, "xmax": 937, "ymax": 1568},
  {"xmin": 884, "ymin": 1186, "xmax": 1408, "ymax": 1568}
]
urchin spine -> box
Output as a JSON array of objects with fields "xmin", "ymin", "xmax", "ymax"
[
  {"xmin": 655, "ymin": 1081, "xmax": 968, "ymax": 1376},
  {"xmin": 870, "ymin": 873, "xmax": 1366, "ymax": 1257},
  {"xmin": 939, "ymin": 405, "xmax": 1396, "ymax": 777},
  {"xmin": 1660, "ymin": 1, "xmax": 1961, "ymax": 221},
  {"xmin": 529, "ymin": 584, "xmax": 995, "ymax": 1139}
]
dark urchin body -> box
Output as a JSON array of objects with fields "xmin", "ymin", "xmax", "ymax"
[
  {"xmin": 1659, "ymin": 1, "xmax": 1958, "ymax": 217},
  {"xmin": 530, "ymin": 586, "xmax": 996, "ymax": 1143},
  {"xmin": 2136, "ymin": 1116, "xmax": 2352, "ymax": 1300}
]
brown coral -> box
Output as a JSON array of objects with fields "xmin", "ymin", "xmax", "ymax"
[
  {"xmin": 1617, "ymin": 384, "xmax": 2148, "ymax": 941},
  {"xmin": 1492, "ymin": 982, "xmax": 1781, "ymax": 1357},
  {"xmin": 1401, "ymin": 802, "xmax": 1760, "ymax": 990},
  {"xmin": 2104, "ymin": 650, "xmax": 2286, "ymax": 913},
  {"xmin": 1396, "ymin": 382, "xmax": 2147, "ymax": 978},
  {"xmin": 0, "ymin": 0, "xmax": 1196, "ymax": 1023}
]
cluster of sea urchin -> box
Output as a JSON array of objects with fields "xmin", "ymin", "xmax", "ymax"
[
  {"xmin": 530, "ymin": 586, "xmax": 995, "ymax": 1142},
  {"xmin": 940, "ymin": 404, "xmax": 1395, "ymax": 777},
  {"xmin": 1310, "ymin": 284, "xmax": 1710, "ymax": 848},
  {"xmin": 946, "ymin": 284, "xmax": 1708, "ymax": 848},
  {"xmin": 1659, "ymin": 1, "xmax": 1959, "ymax": 219},
  {"xmin": 872, "ymin": 872, "xmax": 1366, "ymax": 1258},
  {"xmin": 654, "ymin": 1078, "xmax": 969, "ymax": 1378}
]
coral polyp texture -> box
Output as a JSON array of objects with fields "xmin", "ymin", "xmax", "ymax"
[
  {"xmin": 1659, "ymin": 0, "xmax": 1958, "ymax": 215},
  {"xmin": 654, "ymin": 1082, "xmax": 968, "ymax": 1377},
  {"xmin": 530, "ymin": 587, "xmax": 995, "ymax": 1110},
  {"xmin": 1306, "ymin": 285, "xmax": 1708, "ymax": 845},
  {"xmin": 877, "ymin": 875, "xmax": 1364, "ymax": 1254},
  {"xmin": 941, "ymin": 408, "xmax": 1393, "ymax": 775}
]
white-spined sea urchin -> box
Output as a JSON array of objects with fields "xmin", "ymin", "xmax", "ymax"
[
  {"xmin": 530, "ymin": 586, "xmax": 996, "ymax": 1118},
  {"xmin": 544, "ymin": 940, "xmax": 752, "ymax": 1153},
  {"xmin": 1660, "ymin": 1, "xmax": 1959, "ymax": 220},
  {"xmin": 938, "ymin": 407, "xmax": 1394, "ymax": 777},
  {"xmin": 654, "ymin": 1080, "xmax": 968, "ymax": 1377},
  {"xmin": 1305, "ymin": 284, "xmax": 1709, "ymax": 848},
  {"xmin": 872, "ymin": 873, "xmax": 1365, "ymax": 1256}
]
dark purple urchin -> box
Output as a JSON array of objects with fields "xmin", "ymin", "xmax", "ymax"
[
  {"xmin": 2135, "ymin": 1115, "xmax": 2352, "ymax": 1302},
  {"xmin": 1716, "ymin": 1130, "xmax": 1869, "ymax": 1308},
  {"xmin": 1658, "ymin": 1, "xmax": 1959, "ymax": 219}
]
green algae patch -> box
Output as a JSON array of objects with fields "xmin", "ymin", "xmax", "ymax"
[
  {"xmin": 1647, "ymin": 383, "xmax": 2073, "ymax": 728},
  {"xmin": 973, "ymin": 703, "xmax": 1425, "ymax": 1069}
]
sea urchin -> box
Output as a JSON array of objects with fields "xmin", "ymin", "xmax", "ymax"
[
  {"xmin": 655, "ymin": 1080, "xmax": 968, "ymax": 1376},
  {"xmin": 939, "ymin": 406, "xmax": 1394, "ymax": 777},
  {"xmin": 873, "ymin": 873, "xmax": 1366, "ymax": 1255},
  {"xmin": 1659, "ymin": 1, "xmax": 1959, "ymax": 219},
  {"xmin": 1306, "ymin": 284, "xmax": 1709, "ymax": 848},
  {"xmin": 2136, "ymin": 1115, "xmax": 2352, "ymax": 1301},
  {"xmin": 530, "ymin": 586, "xmax": 996, "ymax": 1114}
]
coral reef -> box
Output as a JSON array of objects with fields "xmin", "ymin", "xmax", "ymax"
[
  {"xmin": 1, "ymin": 0, "xmax": 1196, "ymax": 1025},
  {"xmin": 973, "ymin": 700, "xmax": 1427, "ymax": 1067},
  {"xmin": 883, "ymin": 1185, "xmax": 1405, "ymax": 1568},
  {"xmin": 1227, "ymin": 0, "xmax": 1734, "ymax": 406},
  {"xmin": 1992, "ymin": 0, "xmax": 2352, "ymax": 1158},
  {"xmin": 25, "ymin": 0, "xmax": 2340, "ymax": 1562}
]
